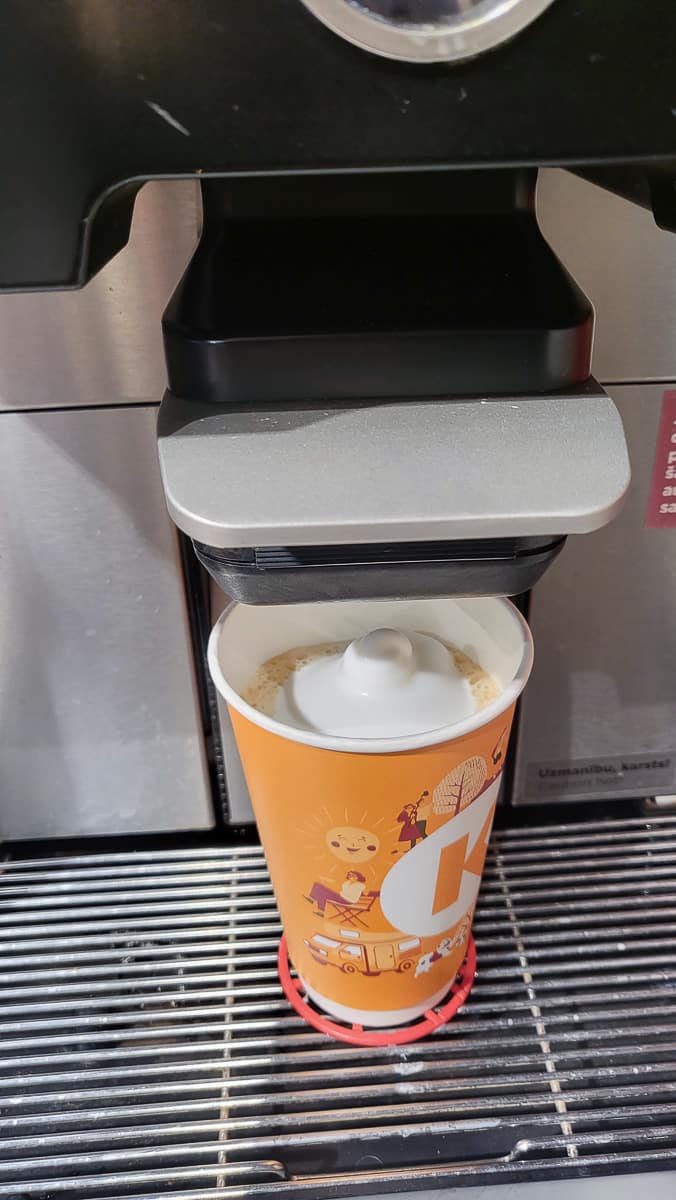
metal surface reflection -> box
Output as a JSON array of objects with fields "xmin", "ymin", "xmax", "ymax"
[{"xmin": 302, "ymin": 0, "xmax": 556, "ymax": 61}]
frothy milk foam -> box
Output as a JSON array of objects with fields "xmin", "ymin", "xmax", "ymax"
[{"xmin": 243, "ymin": 627, "xmax": 502, "ymax": 739}]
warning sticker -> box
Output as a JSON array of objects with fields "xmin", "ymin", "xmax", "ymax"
[{"xmin": 646, "ymin": 389, "xmax": 676, "ymax": 528}]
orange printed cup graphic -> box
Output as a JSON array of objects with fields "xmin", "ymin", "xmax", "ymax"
[{"xmin": 208, "ymin": 598, "xmax": 533, "ymax": 1027}]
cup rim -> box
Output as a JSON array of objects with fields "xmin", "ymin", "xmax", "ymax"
[{"xmin": 207, "ymin": 597, "xmax": 534, "ymax": 755}]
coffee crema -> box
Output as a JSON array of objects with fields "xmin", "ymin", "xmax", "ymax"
[
  {"xmin": 242, "ymin": 636, "xmax": 501, "ymax": 731},
  {"xmin": 242, "ymin": 641, "xmax": 349, "ymax": 718}
]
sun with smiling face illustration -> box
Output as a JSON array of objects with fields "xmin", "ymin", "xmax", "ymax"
[
  {"xmin": 326, "ymin": 825, "xmax": 380, "ymax": 864},
  {"xmin": 295, "ymin": 804, "xmax": 391, "ymax": 893}
]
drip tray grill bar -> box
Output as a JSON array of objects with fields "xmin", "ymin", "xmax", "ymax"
[{"xmin": 1, "ymin": 815, "xmax": 675, "ymax": 1197}]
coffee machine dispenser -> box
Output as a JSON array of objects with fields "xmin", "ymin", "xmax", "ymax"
[{"xmin": 158, "ymin": 172, "xmax": 628, "ymax": 603}]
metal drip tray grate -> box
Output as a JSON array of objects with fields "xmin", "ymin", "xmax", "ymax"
[{"xmin": 1, "ymin": 815, "xmax": 675, "ymax": 1198}]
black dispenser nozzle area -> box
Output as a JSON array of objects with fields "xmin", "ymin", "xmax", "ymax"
[
  {"xmin": 163, "ymin": 171, "xmax": 593, "ymax": 406},
  {"xmin": 158, "ymin": 172, "xmax": 628, "ymax": 604}
]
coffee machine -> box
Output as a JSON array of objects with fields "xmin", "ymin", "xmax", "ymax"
[{"xmin": 1, "ymin": 2, "xmax": 676, "ymax": 1196}]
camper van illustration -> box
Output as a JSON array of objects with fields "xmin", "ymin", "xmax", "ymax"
[{"xmin": 304, "ymin": 926, "xmax": 422, "ymax": 976}]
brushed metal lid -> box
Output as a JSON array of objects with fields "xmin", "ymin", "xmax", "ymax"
[{"xmin": 158, "ymin": 387, "xmax": 629, "ymax": 549}]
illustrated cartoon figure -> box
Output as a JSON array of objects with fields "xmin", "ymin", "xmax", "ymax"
[
  {"xmin": 325, "ymin": 826, "xmax": 380, "ymax": 863},
  {"xmin": 393, "ymin": 791, "xmax": 431, "ymax": 852},
  {"xmin": 414, "ymin": 920, "xmax": 470, "ymax": 977},
  {"xmin": 305, "ymin": 869, "xmax": 378, "ymax": 918},
  {"xmin": 396, "ymin": 803, "xmax": 420, "ymax": 850},
  {"xmin": 415, "ymin": 790, "xmax": 432, "ymax": 839},
  {"xmin": 491, "ymin": 726, "xmax": 510, "ymax": 766}
]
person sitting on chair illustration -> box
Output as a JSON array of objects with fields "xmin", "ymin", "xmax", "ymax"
[{"xmin": 306, "ymin": 870, "xmax": 378, "ymax": 917}]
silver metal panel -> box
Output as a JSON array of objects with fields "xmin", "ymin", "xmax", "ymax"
[
  {"xmin": 0, "ymin": 405, "xmax": 213, "ymax": 837},
  {"xmin": 0, "ymin": 181, "xmax": 199, "ymax": 412},
  {"xmin": 0, "ymin": 819, "xmax": 675, "ymax": 1194},
  {"xmin": 538, "ymin": 169, "xmax": 676, "ymax": 385},
  {"xmin": 158, "ymin": 390, "xmax": 629, "ymax": 547},
  {"xmin": 513, "ymin": 383, "xmax": 676, "ymax": 805}
]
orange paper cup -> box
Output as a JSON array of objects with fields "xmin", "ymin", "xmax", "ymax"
[{"xmin": 208, "ymin": 598, "xmax": 533, "ymax": 1028}]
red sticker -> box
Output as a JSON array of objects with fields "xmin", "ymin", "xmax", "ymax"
[{"xmin": 646, "ymin": 389, "xmax": 676, "ymax": 529}]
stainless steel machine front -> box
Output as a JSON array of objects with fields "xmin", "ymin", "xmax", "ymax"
[
  {"xmin": 511, "ymin": 171, "xmax": 676, "ymax": 806},
  {"xmin": 0, "ymin": 183, "xmax": 214, "ymax": 838}
]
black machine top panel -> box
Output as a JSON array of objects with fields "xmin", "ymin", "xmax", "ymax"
[{"xmin": 1, "ymin": 0, "xmax": 676, "ymax": 289}]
